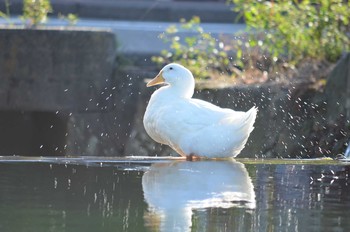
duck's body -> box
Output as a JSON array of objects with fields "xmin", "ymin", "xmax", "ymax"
[{"xmin": 143, "ymin": 63, "xmax": 257, "ymax": 158}]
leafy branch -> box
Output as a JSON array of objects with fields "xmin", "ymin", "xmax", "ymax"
[{"xmin": 152, "ymin": 16, "xmax": 235, "ymax": 80}]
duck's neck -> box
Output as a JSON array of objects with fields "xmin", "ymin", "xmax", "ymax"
[
  {"xmin": 150, "ymin": 79, "xmax": 195, "ymax": 106},
  {"xmin": 165, "ymin": 79, "xmax": 195, "ymax": 99}
]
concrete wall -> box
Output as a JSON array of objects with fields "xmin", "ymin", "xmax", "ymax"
[
  {"xmin": 0, "ymin": 28, "xmax": 116, "ymax": 112},
  {"xmin": 0, "ymin": 28, "xmax": 120, "ymax": 156}
]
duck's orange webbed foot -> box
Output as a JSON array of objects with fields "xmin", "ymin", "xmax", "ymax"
[{"xmin": 186, "ymin": 154, "xmax": 201, "ymax": 161}]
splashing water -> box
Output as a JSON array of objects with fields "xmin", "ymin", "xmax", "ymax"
[{"xmin": 345, "ymin": 141, "xmax": 350, "ymax": 158}]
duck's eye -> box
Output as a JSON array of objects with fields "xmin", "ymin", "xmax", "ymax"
[{"xmin": 169, "ymin": 67, "xmax": 173, "ymax": 70}]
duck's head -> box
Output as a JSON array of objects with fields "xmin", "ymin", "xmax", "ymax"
[{"xmin": 147, "ymin": 63, "xmax": 195, "ymax": 97}]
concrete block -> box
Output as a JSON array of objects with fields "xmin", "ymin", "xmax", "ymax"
[{"xmin": 0, "ymin": 28, "xmax": 117, "ymax": 112}]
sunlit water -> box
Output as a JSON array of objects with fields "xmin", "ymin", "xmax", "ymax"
[{"xmin": 0, "ymin": 157, "xmax": 349, "ymax": 232}]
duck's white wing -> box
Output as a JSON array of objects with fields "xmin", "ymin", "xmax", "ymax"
[
  {"xmin": 152, "ymin": 98, "xmax": 248, "ymax": 143},
  {"xmin": 156, "ymin": 99, "xmax": 226, "ymax": 131},
  {"xmin": 189, "ymin": 98, "xmax": 249, "ymax": 126}
]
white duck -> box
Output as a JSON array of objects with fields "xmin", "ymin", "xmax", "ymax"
[{"xmin": 143, "ymin": 63, "xmax": 257, "ymax": 159}]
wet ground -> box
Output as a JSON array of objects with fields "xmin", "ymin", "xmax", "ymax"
[{"xmin": 0, "ymin": 156, "xmax": 349, "ymax": 232}]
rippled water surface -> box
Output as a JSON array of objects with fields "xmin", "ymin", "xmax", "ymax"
[{"xmin": 0, "ymin": 157, "xmax": 349, "ymax": 232}]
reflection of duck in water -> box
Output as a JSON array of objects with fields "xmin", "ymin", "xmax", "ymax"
[{"xmin": 142, "ymin": 159, "xmax": 255, "ymax": 232}]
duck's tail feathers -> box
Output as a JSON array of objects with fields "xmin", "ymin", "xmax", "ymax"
[
  {"xmin": 229, "ymin": 106, "xmax": 257, "ymax": 156},
  {"xmin": 244, "ymin": 106, "xmax": 258, "ymax": 133}
]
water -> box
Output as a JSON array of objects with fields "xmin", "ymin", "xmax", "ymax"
[{"xmin": 0, "ymin": 157, "xmax": 349, "ymax": 232}]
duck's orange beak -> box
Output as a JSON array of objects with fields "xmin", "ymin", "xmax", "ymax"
[{"xmin": 147, "ymin": 71, "xmax": 165, "ymax": 87}]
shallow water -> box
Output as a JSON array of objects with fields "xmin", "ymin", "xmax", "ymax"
[{"xmin": 0, "ymin": 157, "xmax": 349, "ymax": 232}]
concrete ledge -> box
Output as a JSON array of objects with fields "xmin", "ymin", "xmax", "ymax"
[{"xmin": 0, "ymin": 27, "xmax": 117, "ymax": 112}]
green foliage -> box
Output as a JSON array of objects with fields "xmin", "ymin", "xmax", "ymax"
[
  {"xmin": 230, "ymin": 0, "xmax": 350, "ymax": 64},
  {"xmin": 2, "ymin": 0, "xmax": 78, "ymax": 27},
  {"xmin": 58, "ymin": 13, "xmax": 79, "ymax": 25},
  {"xmin": 66, "ymin": 13, "xmax": 78, "ymax": 25},
  {"xmin": 22, "ymin": 0, "xmax": 52, "ymax": 27},
  {"xmin": 152, "ymin": 16, "xmax": 233, "ymax": 79},
  {"xmin": 0, "ymin": 0, "xmax": 11, "ymax": 23}
]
